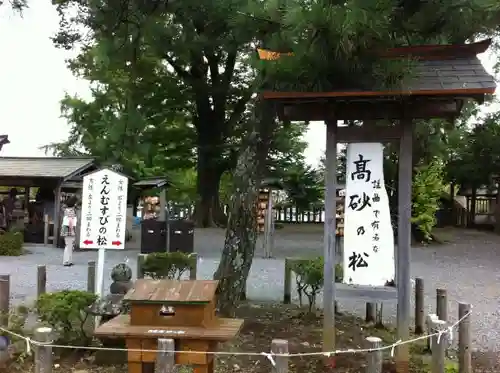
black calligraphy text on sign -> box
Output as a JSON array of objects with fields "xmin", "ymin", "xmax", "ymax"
[
  {"xmin": 348, "ymin": 251, "xmax": 369, "ymax": 272},
  {"xmin": 115, "ymin": 179, "xmax": 126, "ymax": 244},
  {"xmin": 97, "ymin": 175, "xmax": 111, "ymax": 247},
  {"xmin": 85, "ymin": 178, "xmax": 94, "ymax": 240},
  {"xmin": 371, "ymin": 178, "xmax": 382, "ymax": 253},
  {"xmin": 348, "ymin": 192, "xmax": 371, "ymax": 211},
  {"xmin": 351, "ymin": 154, "xmax": 371, "ymax": 182}
]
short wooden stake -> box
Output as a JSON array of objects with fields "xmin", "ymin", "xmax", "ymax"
[
  {"xmin": 34, "ymin": 326, "xmax": 53, "ymax": 373},
  {"xmin": 43, "ymin": 214, "xmax": 49, "ymax": 245},
  {"xmin": 431, "ymin": 320, "xmax": 448, "ymax": 373},
  {"xmin": 271, "ymin": 339, "xmax": 289, "ymax": 373},
  {"xmin": 375, "ymin": 304, "xmax": 383, "ymax": 326},
  {"xmin": 0, "ymin": 275, "xmax": 10, "ymax": 326},
  {"xmin": 436, "ymin": 289, "xmax": 448, "ymax": 322},
  {"xmin": 87, "ymin": 261, "xmax": 96, "ymax": 293},
  {"xmin": 365, "ymin": 336, "xmax": 382, "ymax": 373},
  {"xmin": 37, "ymin": 265, "xmax": 47, "ymax": 298},
  {"xmin": 415, "ymin": 278, "xmax": 424, "ymax": 334},
  {"xmin": 426, "ymin": 314, "xmax": 438, "ymax": 352},
  {"xmin": 137, "ymin": 254, "xmax": 146, "ymax": 279},
  {"xmin": 283, "ymin": 259, "xmax": 291, "ymax": 304},
  {"xmin": 189, "ymin": 253, "xmax": 198, "ymax": 280},
  {"xmin": 365, "ymin": 303, "xmax": 376, "ymax": 323},
  {"xmin": 156, "ymin": 338, "xmax": 175, "ymax": 373},
  {"xmin": 458, "ymin": 303, "xmax": 471, "ymax": 373}
]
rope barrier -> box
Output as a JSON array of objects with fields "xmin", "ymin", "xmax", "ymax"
[{"xmin": 0, "ymin": 307, "xmax": 472, "ymax": 359}]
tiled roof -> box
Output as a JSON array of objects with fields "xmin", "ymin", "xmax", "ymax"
[
  {"xmin": 0, "ymin": 157, "xmax": 95, "ymax": 179},
  {"xmin": 406, "ymin": 58, "xmax": 496, "ymax": 93},
  {"xmin": 258, "ymin": 39, "xmax": 496, "ymax": 98}
]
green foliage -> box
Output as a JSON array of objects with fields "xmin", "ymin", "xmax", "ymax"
[
  {"xmin": 445, "ymin": 111, "xmax": 500, "ymax": 188},
  {"xmin": 444, "ymin": 361, "xmax": 458, "ymax": 373},
  {"xmin": 290, "ymin": 257, "xmax": 342, "ymax": 312},
  {"xmin": 282, "ymin": 163, "xmax": 324, "ymax": 210},
  {"xmin": 0, "ymin": 305, "xmax": 29, "ymax": 339},
  {"xmin": 0, "ymin": 305, "xmax": 30, "ymax": 367},
  {"xmin": 0, "ymin": 231, "xmax": 23, "ymax": 256},
  {"xmin": 142, "ymin": 252, "xmax": 195, "ymax": 279},
  {"xmin": 262, "ymin": 0, "xmax": 499, "ymax": 92},
  {"xmin": 412, "ymin": 160, "xmax": 445, "ymax": 241},
  {"xmin": 35, "ymin": 290, "xmax": 97, "ymax": 345},
  {"xmin": 168, "ymin": 169, "xmax": 198, "ymax": 205}
]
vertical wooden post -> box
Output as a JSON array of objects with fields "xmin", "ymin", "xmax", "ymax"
[
  {"xmin": 137, "ymin": 254, "xmax": 146, "ymax": 279},
  {"xmin": 365, "ymin": 336, "xmax": 382, "ymax": 373},
  {"xmin": 37, "ymin": 265, "xmax": 47, "ymax": 298},
  {"xmin": 0, "ymin": 275, "xmax": 10, "ymax": 326},
  {"xmin": 34, "ymin": 326, "xmax": 53, "ymax": 373},
  {"xmin": 415, "ymin": 278, "xmax": 424, "ymax": 334},
  {"xmin": 271, "ymin": 339, "xmax": 289, "ymax": 373},
  {"xmin": 263, "ymin": 189, "xmax": 274, "ymax": 258},
  {"xmin": 365, "ymin": 303, "xmax": 376, "ymax": 323},
  {"xmin": 431, "ymin": 320, "xmax": 447, "ymax": 373},
  {"xmin": 323, "ymin": 120, "xmax": 337, "ymax": 353},
  {"xmin": 396, "ymin": 118, "xmax": 413, "ymax": 372},
  {"xmin": 43, "ymin": 214, "xmax": 49, "ymax": 245},
  {"xmin": 458, "ymin": 303, "xmax": 471, "ymax": 373},
  {"xmin": 87, "ymin": 261, "xmax": 96, "ymax": 293},
  {"xmin": 283, "ymin": 258, "xmax": 291, "ymax": 304},
  {"xmin": 375, "ymin": 304, "xmax": 383, "ymax": 327},
  {"xmin": 52, "ymin": 184, "xmax": 62, "ymax": 248},
  {"xmin": 156, "ymin": 338, "xmax": 175, "ymax": 373},
  {"xmin": 189, "ymin": 253, "xmax": 198, "ymax": 280},
  {"xmin": 23, "ymin": 187, "xmax": 30, "ymax": 224},
  {"xmin": 436, "ymin": 289, "xmax": 448, "ymax": 322}
]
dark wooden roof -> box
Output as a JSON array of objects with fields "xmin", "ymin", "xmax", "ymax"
[
  {"xmin": 259, "ymin": 39, "xmax": 496, "ymax": 100},
  {"xmin": 124, "ymin": 279, "xmax": 218, "ymax": 304},
  {"xmin": 0, "ymin": 157, "xmax": 96, "ymax": 179},
  {"xmin": 133, "ymin": 176, "xmax": 171, "ymax": 190}
]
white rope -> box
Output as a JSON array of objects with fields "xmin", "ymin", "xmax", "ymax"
[{"xmin": 0, "ymin": 307, "xmax": 472, "ymax": 357}]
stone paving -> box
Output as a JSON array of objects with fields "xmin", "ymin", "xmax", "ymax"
[{"xmin": 2, "ymin": 226, "xmax": 499, "ymax": 351}]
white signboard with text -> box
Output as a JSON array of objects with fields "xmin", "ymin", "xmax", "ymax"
[
  {"xmin": 79, "ymin": 169, "xmax": 128, "ymax": 250},
  {"xmin": 343, "ymin": 142, "xmax": 395, "ymax": 286}
]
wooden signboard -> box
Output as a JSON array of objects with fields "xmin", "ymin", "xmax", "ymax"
[{"xmin": 94, "ymin": 279, "xmax": 243, "ymax": 373}]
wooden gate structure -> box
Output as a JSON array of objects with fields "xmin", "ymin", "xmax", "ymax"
[{"xmin": 258, "ymin": 39, "xmax": 496, "ymax": 372}]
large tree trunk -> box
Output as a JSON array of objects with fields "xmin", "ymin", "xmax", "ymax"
[
  {"xmin": 214, "ymin": 101, "xmax": 274, "ymax": 316},
  {"xmin": 194, "ymin": 159, "xmax": 226, "ymax": 227},
  {"xmin": 213, "ymin": 144, "xmax": 260, "ymax": 316},
  {"xmin": 193, "ymin": 126, "xmax": 227, "ymax": 227}
]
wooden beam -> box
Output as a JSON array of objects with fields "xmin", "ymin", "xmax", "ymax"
[
  {"xmin": 280, "ymin": 100, "xmax": 459, "ymax": 121},
  {"xmin": 337, "ymin": 124, "xmax": 402, "ymax": 143}
]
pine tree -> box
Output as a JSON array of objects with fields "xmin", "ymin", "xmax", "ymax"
[{"xmin": 213, "ymin": 0, "xmax": 500, "ymax": 314}]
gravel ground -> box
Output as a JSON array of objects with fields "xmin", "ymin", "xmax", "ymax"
[{"xmin": 1, "ymin": 226, "xmax": 499, "ymax": 352}]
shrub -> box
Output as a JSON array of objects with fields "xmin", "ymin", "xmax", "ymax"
[
  {"xmin": 291, "ymin": 258, "xmax": 343, "ymax": 312},
  {"xmin": 0, "ymin": 231, "xmax": 23, "ymax": 256},
  {"xmin": 412, "ymin": 160, "xmax": 445, "ymax": 242},
  {"xmin": 35, "ymin": 290, "xmax": 97, "ymax": 345},
  {"xmin": 142, "ymin": 251, "xmax": 195, "ymax": 279}
]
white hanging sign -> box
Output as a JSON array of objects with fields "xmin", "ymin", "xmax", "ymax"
[{"xmin": 343, "ymin": 142, "xmax": 395, "ymax": 286}]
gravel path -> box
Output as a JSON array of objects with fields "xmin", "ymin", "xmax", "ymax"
[{"xmin": 2, "ymin": 227, "xmax": 499, "ymax": 351}]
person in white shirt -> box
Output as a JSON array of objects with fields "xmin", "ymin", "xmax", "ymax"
[{"xmin": 61, "ymin": 196, "xmax": 78, "ymax": 266}]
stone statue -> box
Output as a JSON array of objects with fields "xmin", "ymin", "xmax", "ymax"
[{"xmin": 87, "ymin": 263, "xmax": 133, "ymax": 320}]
